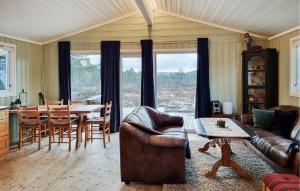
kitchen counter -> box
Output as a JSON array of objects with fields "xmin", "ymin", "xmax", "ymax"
[{"xmin": 0, "ymin": 106, "xmax": 9, "ymax": 110}]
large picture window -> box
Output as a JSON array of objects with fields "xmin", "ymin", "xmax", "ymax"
[
  {"xmin": 156, "ymin": 52, "xmax": 197, "ymax": 116},
  {"xmin": 290, "ymin": 36, "xmax": 300, "ymax": 97},
  {"xmin": 71, "ymin": 53, "xmax": 101, "ymax": 101},
  {"xmin": 0, "ymin": 42, "xmax": 16, "ymax": 97}
]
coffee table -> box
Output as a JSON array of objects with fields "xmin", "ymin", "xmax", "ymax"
[{"xmin": 194, "ymin": 118, "xmax": 251, "ymax": 178}]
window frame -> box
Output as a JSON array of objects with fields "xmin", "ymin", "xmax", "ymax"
[
  {"xmin": 0, "ymin": 42, "xmax": 16, "ymax": 97},
  {"xmin": 154, "ymin": 50, "xmax": 197, "ymax": 115},
  {"xmin": 290, "ymin": 35, "xmax": 300, "ymax": 97}
]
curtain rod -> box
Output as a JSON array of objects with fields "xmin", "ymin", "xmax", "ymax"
[{"xmin": 70, "ymin": 40, "xmax": 197, "ymax": 45}]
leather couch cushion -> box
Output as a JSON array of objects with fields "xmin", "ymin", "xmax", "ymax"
[
  {"xmin": 253, "ymin": 109, "xmax": 274, "ymax": 129},
  {"xmin": 252, "ymin": 135, "xmax": 293, "ymax": 167},
  {"xmin": 268, "ymin": 141, "xmax": 292, "ymax": 167},
  {"xmin": 123, "ymin": 107, "xmax": 157, "ymax": 130},
  {"xmin": 273, "ymin": 110, "xmax": 298, "ymax": 138}
]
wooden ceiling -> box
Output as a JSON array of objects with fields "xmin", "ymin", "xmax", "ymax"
[{"xmin": 0, "ymin": 0, "xmax": 298, "ymax": 44}]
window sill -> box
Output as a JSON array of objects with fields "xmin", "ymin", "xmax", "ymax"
[
  {"xmin": 289, "ymin": 92, "xmax": 300, "ymax": 98},
  {"xmin": 0, "ymin": 91, "xmax": 16, "ymax": 97}
]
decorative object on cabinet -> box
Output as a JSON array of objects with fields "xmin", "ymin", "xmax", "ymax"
[
  {"xmin": 222, "ymin": 102, "xmax": 233, "ymax": 114},
  {"xmin": 211, "ymin": 101, "xmax": 221, "ymax": 114},
  {"xmin": 19, "ymin": 89, "xmax": 28, "ymax": 107},
  {"xmin": 242, "ymin": 46, "xmax": 278, "ymax": 113},
  {"xmin": 244, "ymin": 33, "xmax": 253, "ymax": 50}
]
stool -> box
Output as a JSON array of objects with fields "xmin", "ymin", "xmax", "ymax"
[{"xmin": 263, "ymin": 174, "xmax": 300, "ymax": 191}]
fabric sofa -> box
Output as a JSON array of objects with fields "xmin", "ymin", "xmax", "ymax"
[
  {"xmin": 241, "ymin": 106, "xmax": 300, "ymax": 175},
  {"xmin": 119, "ymin": 106, "xmax": 191, "ymax": 184}
]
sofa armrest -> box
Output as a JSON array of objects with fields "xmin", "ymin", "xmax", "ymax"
[
  {"xmin": 149, "ymin": 135, "xmax": 188, "ymax": 149},
  {"xmin": 240, "ymin": 114, "xmax": 253, "ymax": 125}
]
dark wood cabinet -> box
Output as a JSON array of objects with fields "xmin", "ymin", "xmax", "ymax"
[{"xmin": 242, "ymin": 46, "xmax": 278, "ymax": 113}]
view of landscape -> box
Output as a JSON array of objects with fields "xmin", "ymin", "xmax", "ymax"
[
  {"xmin": 0, "ymin": 51, "xmax": 8, "ymax": 91},
  {"xmin": 156, "ymin": 53, "xmax": 197, "ymax": 116},
  {"xmin": 71, "ymin": 53, "xmax": 197, "ymax": 118}
]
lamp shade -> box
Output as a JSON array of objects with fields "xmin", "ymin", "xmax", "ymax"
[{"xmin": 223, "ymin": 102, "xmax": 233, "ymax": 114}]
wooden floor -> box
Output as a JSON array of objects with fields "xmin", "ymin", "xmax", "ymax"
[
  {"xmin": 0, "ymin": 117, "xmax": 199, "ymax": 191},
  {"xmin": 0, "ymin": 133, "xmax": 164, "ymax": 191}
]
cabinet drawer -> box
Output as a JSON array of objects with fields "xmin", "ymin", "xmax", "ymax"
[
  {"xmin": 0, "ymin": 135, "xmax": 9, "ymax": 155},
  {"xmin": 0, "ymin": 110, "xmax": 8, "ymax": 120},
  {"xmin": 0, "ymin": 120, "xmax": 8, "ymax": 135}
]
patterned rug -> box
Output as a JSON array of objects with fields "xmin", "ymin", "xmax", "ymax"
[{"xmin": 163, "ymin": 140, "xmax": 274, "ymax": 191}]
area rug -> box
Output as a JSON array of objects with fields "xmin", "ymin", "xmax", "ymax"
[{"xmin": 163, "ymin": 140, "xmax": 274, "ymax": 191}]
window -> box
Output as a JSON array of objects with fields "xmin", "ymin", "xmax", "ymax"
[
  {"xmin": 0, "ymin": 42, "xmax": 16, "ymax": 97},
  {"xmin": 121, "ymin": 55, "xmax": 141, "ymax": 117},
  {"xmin": 71, "ymin": 53, "xmax": 101, "ymax": 101},
  {"xmin": 290, "ymin": 36, "xmax": 300, "ymax": 97},
  {"xmin": 156, "ymin": 52, "xmax": 197, "ymax": 117}
]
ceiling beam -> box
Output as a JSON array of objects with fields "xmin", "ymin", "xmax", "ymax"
[{"xmin": 134, "ymin": 0, "xmax": 153, "ymax": 25}]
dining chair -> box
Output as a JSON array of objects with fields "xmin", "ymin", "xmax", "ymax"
[
  {"xmin": 18, "ymin": 106, "xmax": 46, "ymax": 150},
  {"xmin": 45, "ymin": 99, "xmax": 64, "ymax": 105},
  {"xmin": 68, "ymin": 100, "xmax": 86, "ymax": 105},
  {"xmin": 47, "ymin": 105, "xmax": 74, "ymax": 151},
  {"xmin": 85, "ymin": 101, "xmax": 112, "ymax": 148}
]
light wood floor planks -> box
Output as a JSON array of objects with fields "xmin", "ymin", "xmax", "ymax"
[
  {"xmin": 0, "ymin": 134, "xmax": 163, "ymax": 191},
  {"xmin": 0, "ymin": 117, "xmax": 199, "ymax": 191}
]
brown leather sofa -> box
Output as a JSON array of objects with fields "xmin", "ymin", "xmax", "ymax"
[
  {"xmin": 241, "ymin": 106, "xmax": 300, "ymax": 175},
  {"xmin": 119, "ymin": 106, "xmax": 191, "ymax": 184}
]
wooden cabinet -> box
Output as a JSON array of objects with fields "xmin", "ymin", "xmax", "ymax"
[
  {"xmin": 242, "ymin": 46, "xmax": 278, "ymax": 113},
  {"xmin": 0, "ymin": 109, "xmax": 9, "ymax": 155}
]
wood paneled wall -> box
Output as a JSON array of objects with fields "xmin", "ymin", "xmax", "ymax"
[
  {"xmin": 0, "ymin": 37, "xmax": 43, "ymax": 106},
  {"xmin": 43, "ymin": 12, "xmax": 268, "ymax": 112},
  {"xmin": 269, "ymin": 30, "xmax": 300, "ymax": 106}
]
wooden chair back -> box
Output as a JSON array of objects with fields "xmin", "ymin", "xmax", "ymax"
[
  {"xmin": 18, "ymin": 106, "xmax": 40, "ymax": 125},
  {"xmin": 47, "ymin": 105, "xmax": 71, "ymax": 126},
  {"xmin": 45, "ymin": 99, "xmax": 64, "ymax": 105},
  {"xmin": 68, "ymin": 100, "xmax": 86, "ymax": 105},
  {"xmin": 86, "ymin": 100, "xmax": 101, "ymax": 105},
  {"xmin": 104, "ymin": 101, "xmax": 112, "ymax": 123}
]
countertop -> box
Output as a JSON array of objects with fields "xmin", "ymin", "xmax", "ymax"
[{"xmin": 0, "ymin": 106, "xmax": 9, "ymax": 110}]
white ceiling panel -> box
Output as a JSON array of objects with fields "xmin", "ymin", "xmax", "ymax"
[
  {"xmin": 0, "ymin": 0, "xmax": 299, "ymax": 44},
  {"xmin": 0, "ymin": 0, "xmax": 138, "ymax": 43},
  {"xmin": 153, "ymin": 0, "xmax": 300, "ymax": 37}
]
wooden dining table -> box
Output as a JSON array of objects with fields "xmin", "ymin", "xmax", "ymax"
[{"xmin": 10, "ymin": 104, "xmax": 104, "ymax": 149}]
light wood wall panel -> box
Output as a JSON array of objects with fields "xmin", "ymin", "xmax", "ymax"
[
  {"xmin": 269, "ymin": 30, "xmax": 300, "ymax": 106},
  {"xmin": 0, "ymin": 37, "xmax": 43, "ymax": 106},
  {"xmin": 43, "ymin": 12, "xmax": 268, "ymax": 112}
]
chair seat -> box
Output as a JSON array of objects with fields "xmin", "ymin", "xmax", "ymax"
[
  {"xmin": 49, "ymin": 119, "xmax": 77, "ymax": 126},
  {"xmin": 21, "ymin": 118, "xmax": 48, "ymax": 126}
]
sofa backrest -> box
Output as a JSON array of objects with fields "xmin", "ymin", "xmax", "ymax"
[
  {"xmin": 122, "ymin": 106, "xmax": 161, "ymax": 135},
  {"xmin": 270, "ymin": 105, "xmax": 300, "ymax": 141}
]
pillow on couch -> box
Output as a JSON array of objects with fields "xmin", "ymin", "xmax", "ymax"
[
  {"xmin": 273, "ymin": 110, "xmax": 298, "ymax": 138},
  {"xmin": 253, "ymin": 109, "xmax": 274, "ymax": 129}
]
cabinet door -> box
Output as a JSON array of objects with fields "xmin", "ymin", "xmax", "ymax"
[
  {"xmin": 0, "ymin": 135, "xmax": 8, "ymax": 155},
  {"xmin": 244, "ymin": 53, "xmax": 267, "ymax": 113}
]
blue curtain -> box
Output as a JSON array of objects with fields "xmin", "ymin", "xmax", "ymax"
[
  {"xmin": 58, "ymin": 41, "xmax": 71, "ymax": 104},
  {"xmin": 101, "ymin": 41, "xmax": 121, "ymax": 133},
  {"xmin": 141, "ymin": 39, "xmax": 156, "ymax": 108},
  {"xmin": 195, "ymin": 38, "xmax": 211, "ymax": 118}
]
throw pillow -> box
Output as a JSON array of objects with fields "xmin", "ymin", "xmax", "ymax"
[
  {"xmin": 253, "ymin": 109, "xmax": 274, "ymax": 129},
  {"xmin": 273, "ymin": 110, "xmax": 298, "ymax": 138}
]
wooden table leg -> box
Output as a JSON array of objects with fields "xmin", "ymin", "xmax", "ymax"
[
  {"xmin": 76, "ymin": 114, "xmax": 84, "ymax": 149},
  {"xmin": 198, "ymin": 141, "xmax": 214, "ymax": 152},
  {"xmin": 203, "ymin": 140, "xmax": 249, "ymax": 179}
]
